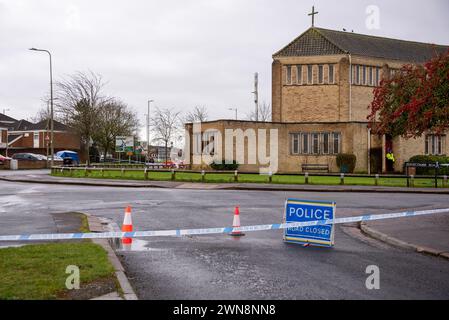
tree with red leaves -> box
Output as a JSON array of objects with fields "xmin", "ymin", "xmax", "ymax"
[{"xmin": 368, "ymin": 50, "xmax": 449, "ymax": 138}]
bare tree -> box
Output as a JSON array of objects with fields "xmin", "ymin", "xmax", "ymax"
[
  {"xmin": 93, "ymin": 99, "xmax": 140, "ymax": 160},
  {"xmin": 185, "ymin": 106, "xmax": 208, "ymax": 123},
  {"xmin": 55, "ymin": 71, "xmax": 106, "ymax": 165},
  {"xmin": 151, "ymin": 107, "xmax": 181, "ymax": 164},
  {"xmin": 30, "ymin": 106, "xmax": 51, "ymax": 123},
  {"xmin": 247, "ymin": 102, "xmax": 272, "ymax": 122}
]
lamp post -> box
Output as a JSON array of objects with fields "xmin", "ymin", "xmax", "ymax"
[
  {"xmin": 29, "ymin": 48, "xmax": 54, "ymax": 167},
  {"xmin": 228, "ymin": 108, "xmax": 238, "ymax": 120},
  {"xmin": 147, "ymin": 99, "xmax": 154, "ymax": 160}
]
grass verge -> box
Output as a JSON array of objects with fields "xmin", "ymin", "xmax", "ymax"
[
  {"xmin": 52, "ymin": 169, "xmax": 448, "ymax": 188},
  {"xmin": 0, "ymin": 213, "xmax": 116, "ymax": 300},
  {"xmin": 0, "ymin": 242, "xmax": 115, "ymax": 300}
]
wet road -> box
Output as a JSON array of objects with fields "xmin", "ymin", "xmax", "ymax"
[{"xmin": 1, "ymin": 180, "xmax": 449, "ymax": 299}]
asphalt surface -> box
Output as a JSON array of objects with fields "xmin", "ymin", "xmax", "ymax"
[{"xmin": 1, "ymin": 179, "xmax": 449, "ymax": 299}]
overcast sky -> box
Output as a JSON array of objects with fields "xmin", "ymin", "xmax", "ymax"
[{"xmin": 1, "ymin": 0, "xmax": 449, "ymax": 139}]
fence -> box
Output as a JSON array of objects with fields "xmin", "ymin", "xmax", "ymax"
[{"xmin": 50, "ymin": 166, "xmax": 449, "ymax": 188}]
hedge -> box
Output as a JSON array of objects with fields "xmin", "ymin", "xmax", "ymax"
[
  {"xmin": 336, "ymin": 154, "xmax": 357, "ymax": 173},
  {"xmin": 209, "ymin": 160, "xmax": 239, "ymax": 171}
]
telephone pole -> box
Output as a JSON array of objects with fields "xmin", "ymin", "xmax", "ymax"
[{"xmin": 253, "ymin": 72, "xmax": 259, "ymax": 121}]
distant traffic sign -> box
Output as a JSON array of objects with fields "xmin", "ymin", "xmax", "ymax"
[
  {"xmin": 284, "ymin": 199, "xmax": 336, "ymax": 247},
  {"xmin": 115, "ymin": 136, "xmax": 134, "ymax": 153}
]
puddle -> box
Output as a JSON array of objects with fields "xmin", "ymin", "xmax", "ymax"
[{"xmin": 111, "ymin": 237, "xmax": 164, "ymax": 252}]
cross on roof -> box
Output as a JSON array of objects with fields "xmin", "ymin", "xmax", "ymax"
[{"xmin": 308, "ymin": 6, "xmax": 319, "ymax": 27}]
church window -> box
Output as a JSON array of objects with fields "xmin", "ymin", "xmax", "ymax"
[
  {"xmin": 356, "ymin": 65, "xmax": 360, "ymax": 85},
  {"xmin": 318, "ymin": 65, "xmax": 324, "ymax": 84},
  {"xmin": 425, "ymin": 135, "xmax": 444, "ymax": 155},
  {"xmin": 307, "ymin": 65, "xmax": 313, "ymax": 84},
  {"xmin": 302, "ymin": 133, "xmax": 310, "ymax": 154},
  {"xmin": 333, "ymin": 133, "xmax": 341, "ymax": 154},
  {"xmin": 375, "ymin": 67, "xmax": 380, "ymax": 86},
  {"xmin": 296, "ymin": 65, "xmax": 302, "ymax": 84},
  {"xmin": 322, "ymin": 133, "xmax": 330, "ymax": 154},
  {"xmin": 368, "ymin": 67, "xmax": 373, "ymax": 86},
  {"xmin": 362, "ymin": 66, "xmax": 366, "ymax": 85},
  {"xmin": 311, "ymin": 133, "xmax": 320, "ymax": 154},
  {"xmin": 329, "ymin": 65, "xmax": 334, "ymax": 84},
  {"xmin": 290, "ymin": 133, "xmax": 301, "ymax": 154},
  {"xmin": 286, "ymin": 65, "xmax": 292, "ymax": 85}
]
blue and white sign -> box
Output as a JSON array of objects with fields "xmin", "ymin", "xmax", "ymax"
[{"xmin": 284, "ymin": 199, "xmax": 336, "ymax": 247}]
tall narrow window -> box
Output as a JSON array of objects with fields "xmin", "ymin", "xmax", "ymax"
[
  {"xmin": 318, "ymin": 65, "xmax": 324, "ymax": 84},
  {"xmin": 329, "ymin": 64, "xmax": 334, "ymax": 84},
  {"xmin": 356, "ymin": 65, "xmax": 360, "ymax": 85},
  {"xmin": 33, "ymin": 132, "xmax": 39, "ymax": 148},
  {"xmin": 368, "ymin": 67, "xmax": 373, "ymax": 86},
  {"xmin": 193, "ymin": 133, "xmax": 202, "ymax": 155},
  {"xmin": 286, "ymin": 66, "xmax": 292, "ymax": 85},
  {"xmin": 322, "ymin": 133, "xmax": 330, "ymax": 154},
  {"xmin": 302, "ymin": 133, "xmax": 310, "ymax": 154},
  {"xmin": 307, "ymin": 65, "xmax": 313, "ymax": 84},
  {"xmin": 333, "ymin": 133, "xmax": 341, "ymax": 154},
  {"xmin": 311, "ymin": 133, "xmax": 320, "ymax": 154},
  {"xmin": 296, "ymin": 65, "xmax": 302, "ymax": 84},
  {"xmin": 290, "ymin": 133, "xmax": 300, "ymax": 155},
  {"xmin": 362, "ymin": 66, "xmax": 366, "ymax": 85},
  {"xmin": 375, "ymin": 67, "xmax": 380, "ymax": 86}
]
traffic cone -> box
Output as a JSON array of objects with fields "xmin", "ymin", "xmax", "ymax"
[
  {"xmin": 121, "ymin": 206, "xmax": 133, "ymax": 250},
  {"xmin": 229, "ymin": 206, "xmax": 245, "ymax": 237}
]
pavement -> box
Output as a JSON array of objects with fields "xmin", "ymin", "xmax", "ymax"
[{"xmin": 1, "ymin": 175, "xmax": 449, "ymax": 299}]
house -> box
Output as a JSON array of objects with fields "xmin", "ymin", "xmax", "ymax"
[
  {"xmin": 185, "ymin": 27, "xmax": 448, "ymax": 174},
  {"xmin": 0, "ymin": 113, "xmax": 81, "ymax": 158}
]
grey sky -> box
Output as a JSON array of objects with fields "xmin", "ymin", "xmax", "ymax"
[{"xmin": 1, "ymin": 0, "xmax": 448, "ymax": 139}]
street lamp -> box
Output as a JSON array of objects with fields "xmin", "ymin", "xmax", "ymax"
[
  {"xmin": 228, "ymin": 108, "xmax": 238, "ymax": 120},
  {"xmin": 147, "ymin": 99, "xmax": 154, "ymax": 159},
  {"xmin": 29, "ymin": 47, "xmax": 54, "ymax": 167}
]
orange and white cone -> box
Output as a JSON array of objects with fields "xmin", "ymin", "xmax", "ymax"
[
  {"xmin": 229, "ymin": 206, "xmax": 245, "ymax": 237},
  {"xmin": 121, "ymin": 206, "xmax": 133, "ymax": 250}
]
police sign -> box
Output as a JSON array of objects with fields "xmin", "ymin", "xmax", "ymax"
[{"xmin": 284, "ymin": 199, "xmax": 336, "ymax": 247}]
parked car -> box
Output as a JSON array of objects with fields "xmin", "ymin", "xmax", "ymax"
[
  {"xmin": 0, "ymin": 154, "xmax": 12, "ymax": 165},
  {"xmin": 12, "ymin": 153, "xmax": 42, "ymax": 161}
]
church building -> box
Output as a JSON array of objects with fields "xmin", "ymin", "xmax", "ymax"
[{"xmin": 185, "ymin": 25, "xmax": 448, "ymax": 174}]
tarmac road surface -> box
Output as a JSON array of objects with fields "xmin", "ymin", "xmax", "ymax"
[{"xmin": 1, "ymin": 180, "xmax": 449, "ymax": 299}]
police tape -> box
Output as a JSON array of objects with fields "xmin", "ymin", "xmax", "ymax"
[{"xmin": 0, "ymin": 208, "xmax": 448, "ymax": 242}]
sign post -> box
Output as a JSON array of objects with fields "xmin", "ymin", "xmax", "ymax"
[{"xmin": 284, "ymin": 199, "xmax": 336, "ymax": 247}]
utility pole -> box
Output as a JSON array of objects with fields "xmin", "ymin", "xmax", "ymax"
[
  {"xmin": 253, "ymin": 73, "xmax": 259, "ymax": 121},
  {"xmin": 228, "ymin": 108, "xmax": 238, "ymax": 120},
  {"xmin": 147, "ymin": 100, "xmax": 154, "ymax": 160}
]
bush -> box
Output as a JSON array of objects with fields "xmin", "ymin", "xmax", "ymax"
[
  {"xmin": 336, "ymin": 154, "xmax": 357, "ymax": 173},
  {"xmin": 209, "ymin": 160, "xmax": 239, "ymax": 171},
  {"xmin": 408, "ymin": 155, "xmax": 449, "ymax": 175}
]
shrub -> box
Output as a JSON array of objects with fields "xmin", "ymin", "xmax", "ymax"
[
  {"xmin": 209, "ymin": 160, "xmax": 239, "ymax": 171},
  {"xmin": 408, "ymin": 155, "xmax": 449, "ymax": 175},
  {"xmin": 336, "ymin": 154, "xmax": 357, "ymax": 173}
]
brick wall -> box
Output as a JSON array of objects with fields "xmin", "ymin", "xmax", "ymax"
[{"xmin": 185, "ymin": 120, "xmax": 376, "ymax": 173}]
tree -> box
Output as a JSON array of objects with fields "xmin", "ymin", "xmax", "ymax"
[
  {"xmin": 55, "ymin": 71, "xmax": 106, "ymax": 165},
  {"xmin": 368, "ymin": 50, "xmax": 449, "ymax": 137},
  {"xmin": 247, "ymin": 102, "xmax": 272, "ymax": 122},
  {"xmin": 93, "ymin": 99, "xmax": 140, "ymax": 160},
  {"xmin": 185, "ymin": 106, "xmax": 208, "ymax": 123},
  {"xmin": 151, "ymin": 107, "xmax": 181, "ymax": 164}
]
